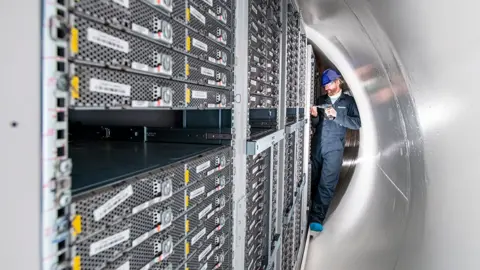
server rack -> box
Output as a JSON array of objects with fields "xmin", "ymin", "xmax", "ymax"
[{"xmin": 37, "ymin": 0, "xmax": 313, "ymax": 269}]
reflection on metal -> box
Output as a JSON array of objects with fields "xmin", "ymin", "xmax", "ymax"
[{"xmin": 299, "ymin": 0, "xmax": 480, "ymax": 269}]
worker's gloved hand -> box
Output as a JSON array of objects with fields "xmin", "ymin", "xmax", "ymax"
[
  {"xmin": 326, "ymin": 107, "xmax": 337, "ymax": 118},
  {"xmin": 310, "ymin": 106, "xmax": 318, "ymax": 117}
]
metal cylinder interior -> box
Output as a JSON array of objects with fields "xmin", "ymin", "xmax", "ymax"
[{"xmin": 301, "ymin": 0, "xmax": 480, "ymax": 269}]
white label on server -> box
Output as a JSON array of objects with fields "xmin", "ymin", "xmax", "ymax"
[
  {"xmin": 116, "ymin": 261, "xmax": 130, "ymax": 270},
  {"xmin": 251, "ymin": 35, "xmax": 257, "ymax": 43},
  {"xmin": 251, "ymin": 23, "xmax": 258, "ymax": 32},
  {"xmin": 199, "ymin": 204, "xmax": 213, "ymax": 219},
  {"xmin": 90, "ymin": 229, "xmax": 130, "ymax": 256},
  {"xmin": 192, "ymin": 38, "xmax": 208, "ymax": 51},
  {"xmin": 200, "ymin": 263, "xmax": 208, "ymax": 270},
  {"xmin": 248, "ymin": 244, "xmax": 255, "ymax": 255},
  {"xmin": 253, "ymin": 56, "xmax": 259, "ymax": 62},
  {"xmin": 190, "ymin": 186, "xmax": 205, "ymax": 200},
  {"xmin": 112, "ymin": 0, "xmax": 129, "ymax": 8},
  {"xmin": 208, "ymin": 56, "xmax": 216, "ymax": 63},
  {"xmin": 248, "ymin": 235, "xmax": 254, "ymax": 246},
  {"xmin": 252, "ymin": 5, "xmax": 258, "ymax": 14},
  {"xmin": 250, "ymin": 96, "xmax": 256, "ymax": 102},
  {"xmin": 87, "ymin": 28, "xmax": 129, "ymax": 53},
  {"xmin": 192, "ymin": 90, "xmax": 208, "ymax": 99},
  {"xmin": 249, "ymin": 220, "xmax": 256, "ymax": 230},
  {"xmin": 94, "ymin": 185, "xmax": 134, "ymax": 221},
  {"xmin": 252, "ymin": 166, "xmax": 259, "ymax": 174},
  {"xmin": 207, "ymin": 210, "xmax": 215, "ymax": 220},
  {"xmin": 251, "ymin": 67, "xmax": 257, "ymax": 73},
  {"xmin": 131, "ymin": 23, "xmax": 149, "ymax": 36},
  {"xmin": 202, "ymin": 0, "xmax": 213, "ymax": 6},
  {"xmin": 196, "ymin": 160, "xmax": 211, "ymax": 173},
  {"xmin": 190, "ymin": 6, "xmax": 206, "ymax": 24},
  {"xmin": 199, "ymin": 244, "xmax": 212, "ymax": 261},
  {"xmin": 250, "ymin": 80, "xmax": 257, "ymax": 86},
  {"xmin": 191, "ymin": 227, "xmax": 207, "ymax": 245},
  {"xmin": 90, "ymin": 78, "xmax": 131, "ymax": 96},
  {"xmin": 131, "ymin": 100, "xmax": 150, "ymax": 107},
  {"xmin": 201, "ymin": 67, "xmax": 215, "ymax": 77},
  {"xmin": 131, "ymin": 61, "xmax": 149, "ymax": 71}
]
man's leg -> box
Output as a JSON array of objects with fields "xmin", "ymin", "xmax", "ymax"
[
  {"xmin": 311, "ymin": 149, "xmax": 344, "ymax": 227},
  {"xmin": 309, "ymin": 153, "xmax": 322, "ymax": 224}
]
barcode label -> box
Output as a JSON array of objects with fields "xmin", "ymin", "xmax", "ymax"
[
  {"xmin": 93, "ymin": 185, "xmax": 133, "ymax": 221},
  {"xmin": 132, "ymin": 61, "xmax": 149, "ymax": 71},
  {"xmin": 251, "ymin": 36, "xmax": 257, "ymax": 43},
  {"xmin": 90, "ymin": 78, "xmax": 131, "ymax": 96},
  {"xmin": 202, "ymin": 0, "xmax": 213, "ymax": 6},
  {"xmin": 90, "ymin": 229, "xmax": 130, "ymax": 256},
  {"xmin": 116, "ymin": 261, "xmax": 130, "ymax": 270},
  {"xmin": 196, "ymin": 160, "xmax": 211, "ymax": 173},
  {"xmin": 191, "ymin": 227, "xmax": 206, "ymax": 245},
  {"xmin": 131, "ymin": 100, "xmax": 150, "ymax": 107},
  {"xmin": 252, "ymin": 166, "xmax": 259, "ymax": 174},
  {"xmin": 190, "ymin": 186, "xmax": 205, "ymax": 200},
  {"xmin": 251, "ymin": 67, "xmax": 257, "ymax": 73},
  {"xmin": 198, "ymin": 244, "xmax": 212, "ymax": 261},
  {"xmin": 254, "ymin": 56, "xmax": 259, "ymax": 62},
  {"xmin": 252, "ymin": 23, "xmax": 258, "ymax": 32},
  {"xmin": 192, "ymin": 90, "xmax": 208, "ymax": 100},
  {"xmin": 112, "ymin": 0, "xmax": 129, "ymax": 8},
  {"xmin": 132, "ymin": 23, "xmax": 149, "ymax": 36},
  {"xmin": 87, "ymin": 28, "xmax": 129, "ymax": 53},
  {"xmin": 190, "ymin": 6, "xmax": 206, "ymax": 24},
  {"xmin": 199, "ymin": 204, "xmax": 213, "ymax": 220},
  {"xmin": 250, "ymin": 80, "xmax": 257, "ymax": 86},
  {"xmin": 200, "ymin": 263, "xmax": 208, "ymax": 270},
  {"xmin": 192, "ymin": 38, "xmax": 208, "ymax": 52},
  {"xmin": 201, "ymin": 67, "xmax": 215, "ymax": 77},
  {"xmin": 252, "ymin": 6, "xmax": 258, "ymax": 14}
]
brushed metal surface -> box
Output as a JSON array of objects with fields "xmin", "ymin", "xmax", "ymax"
[{"xmin": 300, "ymin": 0, "xmax": 480, "ymax": 269}]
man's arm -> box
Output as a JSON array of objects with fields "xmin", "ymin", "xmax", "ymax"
[
  {"xmin": 334, "ymin": 98, "xmax": 361, "ymax": 130},
  {"xmin": 311, "ymin": 96, "xmax": 321, "ymax": 127}
]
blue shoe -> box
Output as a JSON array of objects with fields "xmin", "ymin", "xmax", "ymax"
[{"xmin": 310, "ymin": 222, "xmax": 324, "ymax": 232}]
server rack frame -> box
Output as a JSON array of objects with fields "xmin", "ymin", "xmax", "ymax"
[{"xmin": 1, "ymin": 1, "xmax": 42, "ymax": 270}]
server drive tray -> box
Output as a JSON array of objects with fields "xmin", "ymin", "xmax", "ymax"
[{"xmin": 70, "ymin": 141, "xmax": 224, "ymax": 194}]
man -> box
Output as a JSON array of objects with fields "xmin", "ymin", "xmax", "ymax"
[{"xmin": 310, "ymin": 69, "xmax": 361, "ymax": 232}]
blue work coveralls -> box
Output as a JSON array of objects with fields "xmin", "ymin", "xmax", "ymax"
[{"xmin": 310, "ymin": 92, "xmax": 361, "ymax": 224}]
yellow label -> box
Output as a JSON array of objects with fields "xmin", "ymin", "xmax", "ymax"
[
  {"xmin": 185, "ymin": 64, "xmax": 190, "ymax": 76},
  {"xmin": 73, "ymin": 256, "xmax": 81, "ymax": 270},
  {"xmin": 186, "ymin": 220, "xmax": 190, "ymax": 232},
  {"xmin": 72, "ymin": 215, "xmax": 82, "ymax": 236},
  {"xmin": 71, "ymin": 76, "xmax": 80, "ymax": 99},
  {"xmin": 186, "ymin": 36, "xmax": 191, "ymax": 52},
  {"xmin": 185, "ymin": 169, "xmax": 190, "ymax": 184},
  {"xmin": 70, "ymin": 28, "xmax": 79, "ymax": 54},
  {"xmin": 186, "ymin": 89, "xmax": 191, "ymax": 104},
  {"xmin": 186, "ymin": 8, "xmax": 191, "ymax": 22},
  {"xmin": 185, "ymin": 195, "xmax": 189, "ymax": 208},
  {"xmin": 186, "ymin": 242, "xmax": 190, "ymax": 255}
]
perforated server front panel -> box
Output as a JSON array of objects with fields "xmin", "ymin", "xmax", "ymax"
[
  {"xmin": 70, "ymin": 146, "xmax": 233, "ymax": 270},
  {"xmin": 67, "ymin": 0, "xmax": 234, "ymax": 110},
  {"xmin": 245, "ymin": 149, "xmax": 271, "ymax": 270},
  {"xmin": 247, "ymin": 0, "xmax": 282, "ymax": 109}
]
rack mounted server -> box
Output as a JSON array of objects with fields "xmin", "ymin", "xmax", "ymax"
[{"xmin": 39, "ymin": 0, "xmax": 314, "ymax": 270}]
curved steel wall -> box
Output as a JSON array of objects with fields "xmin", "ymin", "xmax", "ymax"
[{"xmin": 300, "ymin": 0, "xmax": 480, "ymax": 269}]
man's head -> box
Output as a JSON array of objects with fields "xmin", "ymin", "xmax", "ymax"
[{"xmin": 322, "ymin": 69, "xmax": 342, "ymax": 96}]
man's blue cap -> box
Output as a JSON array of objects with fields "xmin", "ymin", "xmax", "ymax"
[{"xmin": 321, "ymin": 69, "xmax": 341, "ymax": 86}]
